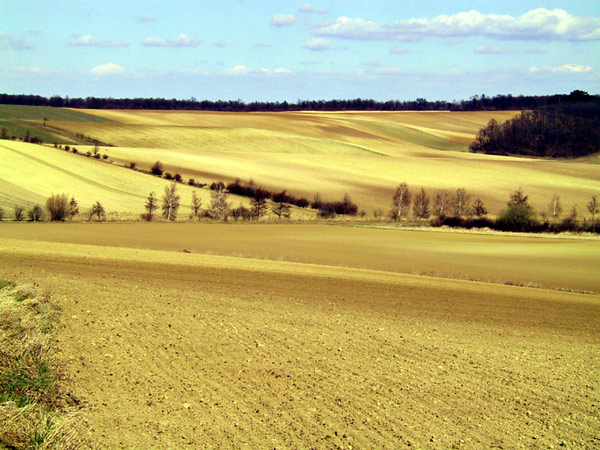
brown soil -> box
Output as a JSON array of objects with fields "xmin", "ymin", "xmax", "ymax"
[{"xmin": 0, "ymin": 225, "xmax": 598, "ymax": 449}]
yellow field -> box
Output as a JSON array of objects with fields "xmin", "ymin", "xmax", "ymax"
[
  {"xmin": 2, "ymin": 108, "xmax": 597, "ymax": 217},
  {"xmin": 1, "ymin": 223, "xmax": 598, "ymax": 448}
]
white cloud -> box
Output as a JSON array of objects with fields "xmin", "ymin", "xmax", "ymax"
[
  {"xmin": 228, "ymin": 65, "xmax": 252, "ymax": 75},
  {"xmin": 69, "ymin": 35, "xmax": 129, "ymax": 48},
  {"xmin": 299, "ymin": 3, "xmax": 329, "ymax": 14},
  {"xmin": 142, "ymin": 34, "xmax": 200, "ymax": 47},
  {"xmin": 303, "ymin": 38, "xmax": 333, "ymax": 51},
  {"xmin": 313, "ymin": 9, "xmax": 600, "ymax": 42},
  {"xmin": 529, "ymin": 64, "xmax": 593, "ymax": 74},
  {"xmin": 271, "ymin": 14, "xmax": 296, "ymax": 27},
  {"xmin": 0, "ymin": 31, "xmax": 34, "ymax": 50},
  {"xmin": 90, "ymin": 63, "xmax": 125, "ymax": 75}
]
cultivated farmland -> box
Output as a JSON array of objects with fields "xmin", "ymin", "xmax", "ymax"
[
  {"xmin": 1, "ymin": 107, "xmax": 599, "ymax": 214},
  {"xmin": 1, "ymin": 106, "xmax": 599, "ymax": 449}
]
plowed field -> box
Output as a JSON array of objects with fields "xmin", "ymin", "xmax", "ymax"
[{"xmin": 1, "ymin": 224, "xmax": 598, "ymax": 448}]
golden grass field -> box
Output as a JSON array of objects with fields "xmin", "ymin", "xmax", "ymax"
[
  {"xmin": 0, "ymin": 223, "xmax": 599, "ymax": 448},
  {"xmin": 1, "ymin": 108, "xmax": 598, "ymax": 216}
]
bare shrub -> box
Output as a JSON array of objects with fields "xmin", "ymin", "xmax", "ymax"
[
  {"xmin": 46, "ymin": 194, "xmax": 69, "ymax": 221},
  {"xmin": 27, "ymin": 205, "xmax": 44, "ymax": 222}
]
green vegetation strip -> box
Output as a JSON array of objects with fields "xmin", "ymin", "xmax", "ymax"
[
  {"xmin": 0, "ymin": 282, "xmax": 90, "ymax": 449},
  {"xmin": 0, "ymin": 105, "xmax": 115, "ymax": 123}
]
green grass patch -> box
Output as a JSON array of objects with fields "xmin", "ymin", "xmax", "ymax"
[
  {"xmin": 0, "ymin": 120, "xmax": 69, "ymax": 144},
  {"xmin": 0, "ymin": 105, "xmax": 114, "ymax": 123}
]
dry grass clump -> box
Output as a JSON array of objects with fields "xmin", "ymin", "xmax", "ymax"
[{"xmin": 0, "ymin": 282, "xmax": 91, "ymax": 449}]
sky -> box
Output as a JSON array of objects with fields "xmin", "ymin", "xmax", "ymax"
[{"xmin": 1, "ymin": 0, "xmax": 599, "ymax": 101}]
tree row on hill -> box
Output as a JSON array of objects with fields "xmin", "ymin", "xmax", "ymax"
[
  {"xmin": 388, "ymin": 183, "xmax": 599, "ymax": 233},
  {"xmin": 470, "ymin": 92, "xmax": 600, "ymax": 158},
  {"xmin": 1, "ymin": 91, "xmax": 597, "ymax": 112}
]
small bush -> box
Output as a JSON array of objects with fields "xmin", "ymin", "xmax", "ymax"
[
  {"xmin": 0, "ymin": 207, "xmax": 4, "ymax": 221},
  {"xmin": 495, "ymin": 204, "xmax": 535, "ymax": 232},
  {"xmin": 27, "ymin": 205, "xmax": 44, "ymax": 222},
  {"xmin": 164, "ymin": 172, "xmax": 174, "ymax": 180},
  {"xmin": 174, "ymin": 173, "xmax": 182, "ymax": 182},
  {"xmin": 46, "ymin": 194, "xmax": 69, "ymax": 221},
  {"xmin": 102, "ymin": 154, "xmax": 108, "ymax": 160},
  {"xmin": 188, "ymin": 178, "xmax": 196, "ymax": 186},
  {"xmin": 72, "ymin": 148, "xmax": 78, "ymax": 154},
  {"xmin": 129, "ymin": 162, "xmax": 137, "ymax": 169},
  {"xmin": 150, "ymin": 161, "xmax": 164, "ymax": 176}
]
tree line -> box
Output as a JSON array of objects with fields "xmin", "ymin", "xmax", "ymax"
[
  {"xmin": 470, "ymin": 90, "xmax": 600, "ymax": 158},
  {"xmin": 387, "ymin": 183, "xmax": 599, "ymax": 233},
  {"xmin": 2, "ymin": 185, "xmax": 597, "ymax": 234},
  {"xmin": 2, "ymin": 91, "xmax": 597, "ymax": 112}
]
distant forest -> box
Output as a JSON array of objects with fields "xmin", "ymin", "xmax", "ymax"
[
  {"xmin": 469, "ymin": 90, "xmax": 600, "ymax": 158},
  {"xmin": 0, "ymin": 90, "xmax": 597, "ymax": 112}
]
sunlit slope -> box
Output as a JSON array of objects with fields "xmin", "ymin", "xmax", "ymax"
[
  {"xmin": 0, "ymin": 140, "xmax": 238, "ymax": 214},
  {"xmin": 73, "ymin": 109, "xmax": 518, "ymax": 155},
  {"xmin": 78, "ymin": 143, "xmax": 599, "ymax": 214},
  {"xmin": 2, "ymin": 107, "xmax": 599, "ymax": 215}
]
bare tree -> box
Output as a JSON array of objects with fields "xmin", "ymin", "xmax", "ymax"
[
  {"xmin": 209, "ymin": 185, "xmax": 229, "ymax": 220},
  {"xmin": 162, "ymin": 182, "xmax": 180, "ymax": 221},
  {"xmin": 250, "ymin": 188, "xmax": 269, "ymax": 220},
  {"xmin": 433, "ymin": 190, "xmax": 450, "ymax": 218},
  {"xmin": 548, "ymin": 193, "xmax": 562, "ymax": 221},
  {"xmin": 391, "ymin": 183, "xmax": 411, "ymax": 220},
  {"xmin": 14, "ymin": 206, "xmax": 24, "ymax": 221},
  {"xmin": 508, "ymin": 189, "xmax": 531, "ymax": 208},
  {"xmin": 452, "ymin": 188, "xmax": 469, "ymax": 217},
  {"xmin": 144, "ymin": 191, "xmax": 157, "ymax": 221},
  {"xmin": 472, "ymin": 198, "xmax": 488, "ymax": 217},
  {"xmin": 190, "ymin": 190, "xmax": 202, "ymax": 220},
  {"xmin": 588, "ymin": 195, "xmax": 599, "ymax": 232},
  {"xmin": 272, "ymin": 202, "xmax": 291, "ymax": 219},
  {"xmin": 89, "ymin": 201, "xmax": 106, "ymax": 221},
  {"xmin": 413, "ymin": 187, "xmax": 430, "ymax": 219},
  {"xmin": 68, "ymin": 197, "xmax": 79, "ymax": 220}
]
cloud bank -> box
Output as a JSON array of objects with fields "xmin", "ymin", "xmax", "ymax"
[{"xmin": 313, "ymin": 9, "xmax": 600, "ymax": 42}]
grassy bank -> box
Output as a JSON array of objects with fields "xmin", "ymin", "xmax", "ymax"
[{"xmin": 0, "ymin": 282, "xmax": 90, "ymax": 450}]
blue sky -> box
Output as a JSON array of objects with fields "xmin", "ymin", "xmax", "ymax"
[{"xmin": 1, "ymin": 1, "xmax": 599, "ymax": 101}]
